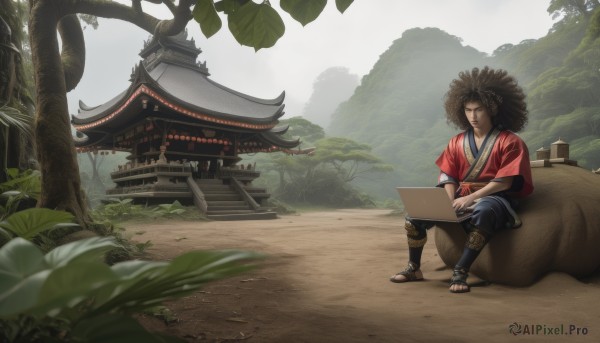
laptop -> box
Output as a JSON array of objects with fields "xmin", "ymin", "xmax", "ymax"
[{"xmin": 396, "ymin": 187, "xmax": 473, "ymax": 222}]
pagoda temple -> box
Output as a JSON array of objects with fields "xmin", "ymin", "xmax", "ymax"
[{"xmin": 71, "ymin": 32, "xmax": 301, "ymax": 220}]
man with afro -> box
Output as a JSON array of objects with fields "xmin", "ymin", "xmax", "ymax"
[{"xmin": 390, "ymin": 67, "xmax": 534, "ymax": 293}]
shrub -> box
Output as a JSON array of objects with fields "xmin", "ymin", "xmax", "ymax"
[{"xmin": 0, "ymin": 236, "xmax": 261, "ymax": 342}]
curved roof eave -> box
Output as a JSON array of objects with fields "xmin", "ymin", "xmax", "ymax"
[
  {"xmin": 72, "ymin": 130, "xmax": 113, "ymax": 148},
  {"xmin": 204, "ymin": 77, "xmax": 286, "ymax": 106},
  {"xmin": 72, "ymin": 61, "xmax": 286, "ymax": 129},
  {"xmin": 260, "ymin": 130, "xmax": 300, "ymax": 149},
  {"xmin": 269, "ymin": 124, "xmax": 290, "ymax": 135},
  {"xmin": 78, "ymin": 100, "xmax": 101, "ymax": 111},
  {"xmin": 71, "ymin": 87, "xmax": 132, "ymax": 125}
]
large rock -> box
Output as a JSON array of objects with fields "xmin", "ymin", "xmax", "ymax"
[{"xmin": 434, "ymin": 164, "xmax": 600, "ymax": 286}]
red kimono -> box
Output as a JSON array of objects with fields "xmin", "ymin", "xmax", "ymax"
[{"xmin": 435, "ymin": 128, "xmax": 534, "ymax": 198}]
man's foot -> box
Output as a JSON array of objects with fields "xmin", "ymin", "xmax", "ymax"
[
  {"xmin": 449, "ymin": 267, "xmax": 470, "ymax": 293},
  {"xmin": 390, "ymin": 261, "xmax": 424, "ymax": 283}
]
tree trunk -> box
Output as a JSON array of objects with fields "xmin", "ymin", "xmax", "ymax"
[
  {"xmin": 1, "ymin": 3, "xmax": 33, "ymax": 180},
  {"xmin": 29, "ymin": 1, "xmax": 90, "ymax": 225},
  {"xmin": 26, "ymin": 0, "xmax": 193, "ymax": 226}
]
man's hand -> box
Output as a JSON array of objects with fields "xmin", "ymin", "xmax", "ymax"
[{"xmin": 452, "ymin": 195, "xmax": 476, "ymax": 212}]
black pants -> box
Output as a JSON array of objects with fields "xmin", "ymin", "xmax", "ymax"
[{"xmin": 407, "ymin": 195, "xmax": 515, "ymax": 238}]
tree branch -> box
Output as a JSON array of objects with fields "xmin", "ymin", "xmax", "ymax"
[
  {"xmin": 69, "ymin": 0, "xmax": 195, "ymax": 37},
  {"xmin": 68, "ymin": 0, "xmax": 156, "ymax": 34},
  {"xmin": 153, "ymin": 0, "xmax": 195, "ymax": 36},
  {"xmin": 58, "ymin": 14, "xmax": 85, "ymax": 92}
]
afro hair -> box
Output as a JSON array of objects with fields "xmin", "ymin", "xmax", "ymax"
[{"xmin": 443, "ymin": 66, "xmax": 528, "ymax": 132}]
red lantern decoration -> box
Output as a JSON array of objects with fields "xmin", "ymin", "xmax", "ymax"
[
  {"xmin": 218, "ymin": 139, "xmax": 223, "ymax": 144},
  {"xmin": 174, "ymin": 135, "xmax": 180, "ymax": 140},
  {"xmin": 168, "ymin": 134, "xmax": 173, "ymax": 139}
]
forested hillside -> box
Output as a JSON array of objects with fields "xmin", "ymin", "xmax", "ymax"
[
  {"xmin": 520, "ymin": 9, "xmax": 600, "ymax": 167},
  {"xmin": 328, "ymin": 7, "xmax": 600, "ymax": 200}
]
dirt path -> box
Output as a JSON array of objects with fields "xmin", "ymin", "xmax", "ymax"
[{"xmin": 126, "ymin": 209, "xmax": 600, "ymax": 343}]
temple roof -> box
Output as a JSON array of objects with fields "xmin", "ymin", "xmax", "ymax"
[{"xmin": 72, "ymin": 31, "xmax": 286, "ymax": 131}]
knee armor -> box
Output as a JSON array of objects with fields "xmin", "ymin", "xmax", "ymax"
[
  {"xmin": 465, "ymin": 228, "xmax": 488, "ymax": 251},
  {"xmin": 405, "ymin": 221, "xmax": 427, "ymax": 248}
]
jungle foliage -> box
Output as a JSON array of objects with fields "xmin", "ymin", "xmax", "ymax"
[
  {"xmin": 327, "ymin": 5, "xmax": 600, "ymax": 200},
  {"xmin": 248, "ymin": 117, "xmax": 390, "ymax": 207},
  {"xmin": 0, "ymin": 168, "xmax": 234, "ymax": 342},
  {"xmin": 0, "ymin": 235, "xmax": 260, "ymax": 342}
]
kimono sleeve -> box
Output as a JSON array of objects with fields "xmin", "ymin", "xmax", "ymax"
[
  {"xmin": 435, "ymin": 134, "xmax": 463, "ymax": 183},
  {"xmin": 494, "ymin": 133, "xmax": 534, "ymax": 197}
]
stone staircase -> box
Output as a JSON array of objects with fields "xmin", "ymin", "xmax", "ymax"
[{"xmin": 195, "ymin": 179, "xmax": 277, "ymax": 220}]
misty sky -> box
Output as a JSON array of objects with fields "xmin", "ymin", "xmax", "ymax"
[{"xmin": 67, "ymin": 0, "xmax": 557, "ymax": 120}]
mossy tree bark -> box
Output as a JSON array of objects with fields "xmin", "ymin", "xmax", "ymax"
[
  {"xmin": 28, "ymin": 0, "xmax": 194, "ymax": 226},
  {"xmin": 29, "ymin": 3, "xmax": 88, "ymax": 224}
]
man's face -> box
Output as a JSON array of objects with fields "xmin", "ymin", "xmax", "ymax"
[{"xmin": 464, "ymin": 101, "xmax": 492, "ymax": 131}]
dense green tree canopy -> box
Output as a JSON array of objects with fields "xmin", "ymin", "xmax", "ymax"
[{"xmin": 548, "ymin": 0, "xmax": 600, "ymax": 20}]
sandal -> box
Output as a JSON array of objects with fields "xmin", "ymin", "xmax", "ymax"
[
  {"xmin": 449, "ymin": 267, "xmax": 470, "ymax": 293},
  {"xmin": 390, "ymin": 261, "xmax": 424, "ymax": 283}
]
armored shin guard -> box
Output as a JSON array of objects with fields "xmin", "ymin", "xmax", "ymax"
[
  {"xmin": 465, "ymin": 228, "xmax": 489, "ymax": 251},
  {"xmin": 406, "ymin": 221, "xmax": 427, "ymax": 248}
]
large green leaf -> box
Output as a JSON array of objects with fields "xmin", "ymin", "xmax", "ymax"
[
  {"xmin": 0, "ymin": 240, "xmax": 52, "ymax": 316},
  {"xmin": 44, "ymin": 236, "xmax": 119, "ymax": 268},
  {"xmin": 165, "ymin": 250, "xmax": 260, "ymax": 276},
  {"xmin": 0, "ymin": 238, "xmax": 47, "ymax": 294},
  {"xmin": 0, "ymin": 208, "xmax": 77, "ymax": 240},
  {"xmin": 214, "ymin": 0, "xmax": 247, "ymax": 15},
  {"xmin": 0, "ymin": 227, "xmax": 13, "ymax": 243},
  {"xmin": 0, "ymin": 236, "xmax": 260, "ymax": 339},
  {"xmin": 228, "ymin": 1, "xmax": 285, "ymax": 51},
  {"xmin": 335, "ymin": 0, "xmax": 354, "ymax": 13},
  {"xmin": 0, "ymin": 269, "xmax": 51, "ymax": 317},
  {"xmin": 0, "ymin": 169, "xmax": 41, "ymax": 198},
  {"xmin": 110, "ymin": 259, "xmax": 168, "ymax": 279},
  {"xmin": 32, "ymin": 262, "xmax": 117, "ymax": 319},
  {"xmin": 280, "ymin": 0, "xmax": 326, "ymax": 26},
  {"xmin": 87, "ymin": 250, "xmax": 261, "ymax": 316},
  {"xmin": 193, "ymin": 0, "xmax": 222, "ymax": 38},
  {"xmin": 0, "ymin": 105, "xmax": 33, "ymax": 138}
]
